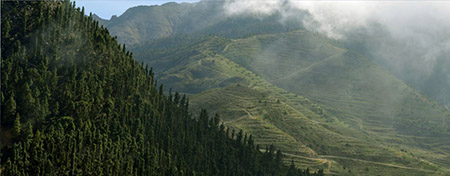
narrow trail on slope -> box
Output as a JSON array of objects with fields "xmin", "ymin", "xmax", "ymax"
[
  {"xmin": 282, "ymin": 49, "xmax": 346, "ymax": 81},
  {"xmin": 319, "ymin": 155, "xmax": 439, "ymax": 173},
  {"xmin": 282, "ymin": 152, "xmax": 445, "ymax": 174},
  {"xmin": 283, "ymin": 152, "xmax": 329, "ymax": 166}
]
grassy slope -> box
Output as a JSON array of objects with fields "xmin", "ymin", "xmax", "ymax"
[
  {"xmin": 135, "ymin": 31, "xmax": 450, "ymax": 175},
  {"xmin": 224, "ymin": 31, "xmax": 450, "ymax": 136},
  {"xmin": 99, "ymin": 2, "xmax": 192, "ymax": 45},
  {"xmin": 223, "ymin": 31, "xmax": 450, "ymax": 167},
  {"xmin": 99, "ymin": 1, "xmax": 306, "ymax": 46}
]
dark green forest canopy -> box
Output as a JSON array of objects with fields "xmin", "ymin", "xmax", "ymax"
[{"xmin": 0, "ymin": 1, "xmax": 324, "ymax": 175}]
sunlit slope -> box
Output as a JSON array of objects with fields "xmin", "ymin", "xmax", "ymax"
[
  {"xmin": 173, "ymin": 51, "xmax": 441, "ymax": 175},
  {"xmin": 98, "ymin": 1, "xmax": 306, "ymax": 46},
  {"xmin": 224, "ymin": 31, "xmax": 450, "ymax": 137},
  {"xmin": 134, "ymin": 33, "xmax": 450, "ymax": 175},
  {"xmin": 189, "ymin": 85, "xmax": 448, "ymax": 175},
  {"xmin": 222, "ymin": 30, "xmax": 450, "ymax": 167},
  {"xmin": 97, "ymin": 2, "xmax": 194, "ymax": 45}
]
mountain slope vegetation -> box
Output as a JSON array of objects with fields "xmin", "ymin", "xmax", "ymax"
[
  {"xmin": 221, "ymin": 31, "xmax": 450, "ymax": 169},
  {"xmin": 0, "ymin": 1, "xmax": 323, "ymax": 175},
  {"xmin": 96, "ymin": 1, "xmax": 306, "ymax": 46},
  {"xmin": 133, "ymin": 30, "xmax": 450, "ymax": 175},
  {"xmin": 223, "ymin": 31, "xmax": 450, "ymax": 137},
  {"xmin": 102, "ymin": 0, "xmax": 450, "ymax": 111},
  {"xmin": 18, "ymin": 1, "xmax": 448, "ymax": 175},
  {"xmin": 341, "ymin": 25, "xmax": 450, "ymax": 109}
]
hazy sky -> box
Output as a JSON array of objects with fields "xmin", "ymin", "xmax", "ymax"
[
  {"xmin": 222, "ymin": 0, "xmax": 450, "ymax": 106},
  {"xmin": 224, "ymin": 1, "xmax": 450, "ymax": 39},
  {"xmin": 75, "ymin": 0, "xmax": 199, "ymax": 19},
  {"xmin": 223, "ymin": 0, "xmax": 450, "ymax": 63}
]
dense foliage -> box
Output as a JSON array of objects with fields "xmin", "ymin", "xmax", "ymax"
[{"xmin": 0, "ymin": 1, "xmax": 323, "ymax": 175}]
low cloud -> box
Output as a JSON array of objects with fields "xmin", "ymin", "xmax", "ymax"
[
  {"xmin": 222, "ymin": 0, "xmax": 450, "ymax": 106},
  {"xmin": 224, "ymin": 1, "xmax": 450, "ymax": 40}
]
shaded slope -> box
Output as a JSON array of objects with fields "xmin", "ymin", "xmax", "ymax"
[
  {"xmin": 96, "ymin": 1, "xmax": 306, "ymax": 46},
  {"xmin": 99, "ymin": 2, "xmax": 193, "ymax": 45},
  {"xmin": 341, "ymin": 24, "xmax": 450, "ymax": 109}
]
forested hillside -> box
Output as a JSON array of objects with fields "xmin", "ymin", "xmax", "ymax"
[{"xmin": 0, "ymin": 1, "xmax": 324, "ymax": 175}]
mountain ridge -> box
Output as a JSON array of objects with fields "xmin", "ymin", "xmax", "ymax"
[
  {"xmin": 99, "ymin": 0, "xmax": 450, "ymax": 110},
  {"xmin": 95, "ymin": 1, "xmax": 307, "ymax": 46}
]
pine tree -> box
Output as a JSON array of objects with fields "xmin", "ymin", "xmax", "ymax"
[{"xmin": 13, "ymin": 114, "xmax": 22, "ymax": 138}]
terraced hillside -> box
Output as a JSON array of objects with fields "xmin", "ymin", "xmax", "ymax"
[
  {"xmin": 221, "ymin": 31, "xmax": 450, "ymax": 166},
  {"xmin": 223, "ymin": 31, "xmax": 450, "ymax": 136},
  {"xmin": 133, "ymin": 30, "xmax": 450, "ymax": 175}
]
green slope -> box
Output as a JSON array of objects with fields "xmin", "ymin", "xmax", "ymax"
[
  {"xmin": 100, "ymin": 0, "xmax": 450, "ymax": 114},
  {"xmin": 221, "ymin": 31, "xmax": 450, "ymax": 166},
  {"xmin": 99, "ymin": 2, "xmax": 191, "ymax": 45},
  {"xmin": 223, "ymin": 31, "xmax": 450, "ymax": 137},
  {"xmin": 134, "ymin": 31, "xmax": 450, "ymax": 175},
  {"xmin": 2, "ymin": 1, "xmax": 313, "ymax": 175},
  {"xmin": 96, "ymin": 1, "xmax": 306, "ymax": 46},
  {"xmin": 225, "ymin": 32, "xmax": 450, "ymax": 157}
]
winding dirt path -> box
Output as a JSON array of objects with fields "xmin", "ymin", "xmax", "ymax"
[{"xmin": 319, "ymin": 155, "xmax": 438, "ymax": 173}]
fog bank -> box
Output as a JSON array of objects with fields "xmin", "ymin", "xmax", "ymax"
[{"xmin": 223, "ymin": 0, "xmax": 450, "ymax": 107}]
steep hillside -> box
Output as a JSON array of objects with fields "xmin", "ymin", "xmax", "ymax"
[
  {"xmin": 96, "ymin": 1, "xmax": 306, "ymax": 46},
  {"xmin": 341, "ymin": 24, "xmax": 450, "ymax": 109},
  {"xmin": 221, "ymin": 31, "xmax": 450, "ymax": 169},
  {"xmin": 134, "ymin": 31, "xmax": 450, "ymax": 175},
  {"xmin": 0, "ymin": 1, "xmax": 319, "ymax": 175},
  {"xmin": 103, "ymin": 0, "xmax": 450, "ymax": 118},
  {"xmin": 98, "ymin": 2, "xmax": 194, "ymax": 45},
  {"xmin": 94, "ymin": 0, "xmax": 450, "ymax": 120},
  {"xmin": 230, "ymin": 31, "xmax": 450, "ymax": 165},
  {"xmin": 223, "ymin": 31, "xmax": 450, "ymax": 136}
]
